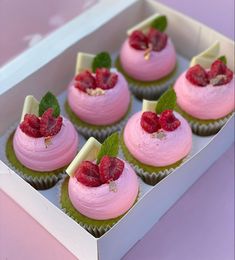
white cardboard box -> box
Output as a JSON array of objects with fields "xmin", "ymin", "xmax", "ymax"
[{"xmin": 0, "ymin": 0, "xmax": 234, "ymax": 259}]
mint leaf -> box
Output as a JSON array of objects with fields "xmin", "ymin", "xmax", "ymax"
[
  {"xmin": 92, "ymin": 52, "xmax": 112, "ymax": 72},
  {"xmin": 218, "ymin": 55, "xmax": 227, "ymax": 65},
  {"xmin": 156, "ymin": 88, "xmax": 176, "ymax": 114},
  {"xmin": 97, "ymin": 132, "xmax": 119, "ymax": 164},
  {"xmin": 39, "ymin": 92, "xmax": 60, "ymax": 117},
  {"xmin": 150, "ymin": 15, "xmax": 167, "ymax": 32}
]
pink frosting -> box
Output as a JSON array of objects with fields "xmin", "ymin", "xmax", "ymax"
[
  {"xmin": 68, "ymin": 160, "xmax": 138, "ymax": 220},
  {"xmin": 123, "ymin": 112, "xmax": 192, "ymax": 167},
  {"xmin": 120, "ymin": 38, "xmax": 176, "ymax": 81},
  {"xmin": 174, "ymin": 71, "xmax": 235, "ymax": 120},
  {"xmin": 13, "ymin": 117, "xmax": 79, "ymax": 171},
  {"xmin": 67, "ymin": 72, "xmax": 130, "ymax": 125}
]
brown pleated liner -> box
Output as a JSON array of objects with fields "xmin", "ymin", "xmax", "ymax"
[
  {"xmin": 58, "ymin": 175, "xmax": 141, "ymax": 238},
  {"xmin": 19, "ymin": 171, "xmax": 64, "ymax": 190},
  {"xmin": 189, "ymin": 114, "xmax": 232, "ymax": 136},
  {"xmin": 132, "ymin": 164, "xmax": 175, "ymax": 186},
  {"xmin": 74, "ymin": 117, "xmax": 128, "ymax": 142},
  {"xmin": 128, "ymin": 77, "xmax": 177, "ymax": 100}
]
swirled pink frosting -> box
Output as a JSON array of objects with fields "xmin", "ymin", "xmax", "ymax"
[
  {"xmin": 174, "ymin": 71, "xmax": 235, "ymax": 120},
  {"xmin": 13, "ymin": 117, "xmax": 79, "ymax": 171},
  {"xmin": 120, "ymin": 38, "xmax": 176, "ymax": 81},
  {"xmin": 68, "ymin": 160, "xmax": 138, "ymax": 220},
  {"xmin": 67, "ymin": 72, "xmax": 130, "ymax": 125},
  {"xmin": 124, "ymin": 111, "xmax": 192, "ymax": 167}
]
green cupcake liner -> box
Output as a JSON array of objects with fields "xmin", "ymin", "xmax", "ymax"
[
  {"xmin": 65, "ymin": 99, "xmax": 132, "ymax": 142},
  {"xmin": 59, "ymin": 176, "xmax": 123, "ymax": 238},
  {"xmin": 6, "ymin": 131, "xmax": 66, "ymax": 190},
  {"xmin": 120, "ymin": 132, "xmax": 184, "ymax": 185},
  {"xmin": 175, "ymin": 104, "xmax": 234, "ymax": 136},
  {"xmin": 115, "ymin": 57, "xmax": 179, "ymax": 100}
]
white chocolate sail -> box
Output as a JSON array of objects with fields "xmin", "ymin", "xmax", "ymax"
[
  {"xmin": 190, "ymin": 41, "xmax": 220, "ymax": 68},
  {"xmin": 142, "ymin": 99, "xmax": 157, "ymax": 112},
  {"xmin": 75, "ymin": 52, "xmax": 95, "ymax": 75},
  {"xmin": 20, "ymin": 95, "xmax": 39, "ymax": 122},
  {"xmin": 127, "ymin": 13, "xmax": 161, "ymax": 36},
  {"xmin": 66, "ymin": 137, "xmax": 101, "ymax": 177}
]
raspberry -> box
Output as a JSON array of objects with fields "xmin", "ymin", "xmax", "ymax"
[
  {"xmin": 208, "ymin": 60, "xmax": 233, "ymax": 86},
  {"xmin": 40, "ymin": 108, "xmax": 63, "ymax": 137},
  {"xmin": 147, "ymin": 28, "xmax": 168, "ymax": 52},
  {"xmin": 74, "ymin": 70, "xmax": 97, "ymax": 92},
  {"xmin": 159, "ymin": 110, "xmax": 181, "ymax": 131},
  {"xmin": 74, "ymin": 161, "xmax": 101, "ymax": 187},
  {"xmin": 129, "ymin": 30, "xmax": 148, "ymax": 50},
  {"xmin": 186, "ymin": 64, "xmax": 209, "ymax": 86},
  {"xmin": 99, "ymin": 156, "xmax": 124, "ymax": 184},
  {"xmin": 20, "ymin": 114, "xmax": 42, "ymax": 138},
  {"xmin": 96, "ymin": 68, "xmax": 118, "ymax": 90},
  {"xmin": 140, "ymin": 111, "xmax": 161, "ymax": 133}
]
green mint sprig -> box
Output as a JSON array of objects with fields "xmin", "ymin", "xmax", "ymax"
[
  {"xmin": 92, "ymin": 52, "xmax": 112, "ymax": 72},
  {"xmin": 39, "ymin": 91, "xmax": 60, "ymax": 117},
  {"xmin": 97, "ymin": 132, "xmax": 119, "ymax": 164},
  {"xmin": 155, "ymin": 87, "xmax": 176, "ymax": 114},
  {"xmin": 150, "ymin": 15, "xmax": 167, "ymax": 32},
  {"xmin": 218, "ymin": 55, "xmax": 227, "ymax": 65}
]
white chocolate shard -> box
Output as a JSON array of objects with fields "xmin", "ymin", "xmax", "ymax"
[
  {"xmin": 75, "ymin": 52, "xmax": 95, "ymax": 75},
  {"xmin": 127, "ymin": 13, "xmax": 161, "ymax": 36},
  {"xmin": 142, "ymin": 99, "xmax": 157, "ymax": 112},
  {"xmin": 20, "ymin": 95, "xmax": 39, "ymax": 122},
  {"xmin": 190, "ymin": 41, "xmax": 220, "ymax": 68},
  {"xmin": 66, "ymin": 137, "xmax": 101, "ymax": 177}
]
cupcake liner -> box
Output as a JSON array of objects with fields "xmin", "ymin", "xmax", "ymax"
[
  {"xmin": 5, "ymin": 131, "xmax": 66, "ymax": 190},
  {"xmin": 120, "ymin": 132, "xmax": 185, "ymax": 185},
  {"xmin": 115, "ymin": 57, "xmax": 179, "ymax": 100},
  {"xmin": 189, "ymin": 116, "xmax": 232, "ymax": 136},
  {"xmin": 64, "ymin": 100, "xmax": 131, "ymax": 142},
  {"xmin": 175, "ymin": 104, "xmax": 234, "ymax": 136},
  {"xmin": 58, "ymin": 176, "xmax": 140, "ymax": 238}
]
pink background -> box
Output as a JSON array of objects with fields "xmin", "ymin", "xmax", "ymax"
[{"xmin": 0, "ymin": 0, "xmax": 234, "ymax": 259}]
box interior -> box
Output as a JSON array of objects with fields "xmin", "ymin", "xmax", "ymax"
[{"xmin": 0, "ymin": 0, "xmax": 234, "ymax": 259}]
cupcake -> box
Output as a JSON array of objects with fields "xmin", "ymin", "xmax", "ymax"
[
  {"xmin": 6, "ymin": 92, "xmax": 79, "ymax": 189},
  {"xmin": 116, "ymin": 14, "xmax": 178, "ymax": 100},
  {"xmin": 120, "ymin": 88, "xmax": 192, "ymax": 185},
  {"xmin": 174, "ymin": 42, "xmax": 234, "ymax": 136},
  {"xmin": 65, "ymin": 52, "xmax": 131, "ymax": 142},
  {"xmin": 59, "ymin": 132, "xmax": 139, "ymax": 237}
]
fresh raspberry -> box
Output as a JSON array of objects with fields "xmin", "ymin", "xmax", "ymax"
[
  {"xmin": 99, "ymin": 156, "xmax": 124, "ymax": 184},
  {"xmin": 208, "ymin": 59, "xmax": 233, "ymax": 86},
  {"xmin": 159, "ymin": 110, "xmax": 181, "ymax": 131},
  {"xmin": 74, "ymin": 70, "xmax": 97, "ymax": 92},
  {"xmin": 74, "ymin": 161, "xmax": 101, "ymax": 187},
  {"xmin": 40, "ymin": 108, "xmax": 63, "ymax": 137},
  {"xmin": 140, "ymin": 111, "xmax": 161, "ymax": 133},
  {"xmin": 96, "ymin": 68, "xmax": 118, "ymax": 90},
  {"xmin": 20, "ymin": 114, "xmax": 42, "ymax": 138},
  {"xmin": 186, "ymin": 64, "xmax": 209, "ymax": 86},
  {"xmin": 147, "ymin": 28, "xmax": 168, "ymax": 52},
  {"xmin": 129, "ymin": 30, "xmax": 148, "ymax": 50}
]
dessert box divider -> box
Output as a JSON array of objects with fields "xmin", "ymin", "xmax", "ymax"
[{"xmin": 0, "ymin": 0, "xmax": 234, "ymax": 259}]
